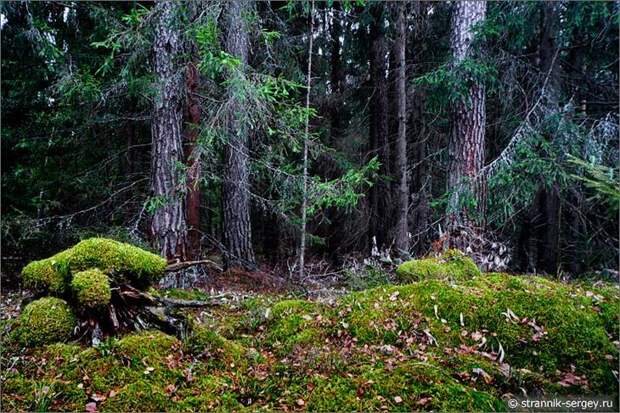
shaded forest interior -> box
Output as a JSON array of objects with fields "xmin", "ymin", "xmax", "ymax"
[
  {"xmin": 2, "ymin": 0, "xmax": 619, "ymax": 286},
  {"xmin": 2, "ymin": 2, "xmax": 620, "ymax": 412}
]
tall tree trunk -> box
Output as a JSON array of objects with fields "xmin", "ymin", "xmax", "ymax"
[
  {"xmin": 151, "ymin": 0, "xmax": 188, "ymax": 261},
  {"xmin": 222, "ymin": 0, "xmax": 255, "ymax": 270},
  {"xmin": 537, "ymin": 1, "xmax": 562, "ymax": 274},
  {"xmin": 393, "ymin": 2, "xmax": 409, "ymax": 254},
  {"xmin": 409, "ymin": 1, "xmax": 431, "ymax": 256},
  {"xmin": 368, "ymin": 4, "xmax": 391, "ymax": 249},
  {"xmin": 446, "ymin": 0, "xmax": 487, "ymax": 235},
  {"xmin": 184, "ymin": 63, "xmax": 202, "ymax": 260}
]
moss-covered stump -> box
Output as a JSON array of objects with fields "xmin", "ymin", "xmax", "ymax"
[
  {"xmin": 21, "ymin": 238, "xmax": 166, "ymax": 296},
  {"xmin": 17, "ymin": 238, "xmax": 172, "ymax": 345},
  {"xmin": 396, "ymin": 249, "xmax": 481, "ymax": 282},
  {"xmin": 13, "ymin": 297, "xmax": 76, "ymax": 347}
]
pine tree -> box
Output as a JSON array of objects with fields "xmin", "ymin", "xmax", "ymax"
[
  {"xmin": 150, "ymin": 0, "xmax": 189, "ymax": 260},
  {"xmin": 222, "ymin": 0, "xmax": 256, "ymax": 269},
  {"xmin": 446, "ymin": 0, "xmax": 487, "ymax": 240}
]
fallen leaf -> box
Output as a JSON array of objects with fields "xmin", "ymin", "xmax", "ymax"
[
  {"xmin": 296, "ymin": 399, "xmax": 305, "ymax": 407},
  {"xmin": 417, "ymin": 397, "xmax": 432, "ymax": 406},
  {"xmin": 85, "ymin": 402, "xmax": 97, "ymax": 413},
  {"xmin": 557, "ymin": 372, "xmax": 588, "ymax": 388},
  {"xmin": 165, "ymin": 384, "xmax": 176, "ymax": 395},
  {"xmin": 393, "ymin": 396, "xmax": 403, "ymax": 404}
]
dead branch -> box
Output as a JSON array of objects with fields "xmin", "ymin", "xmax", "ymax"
[{"xmin": 165, "ymin": 259, "xmax": 223, "ymax": 272}]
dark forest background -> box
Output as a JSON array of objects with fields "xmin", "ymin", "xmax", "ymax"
[{"xmin": 2, "ymin": 0, "xmax": 618, "ymax": 285}]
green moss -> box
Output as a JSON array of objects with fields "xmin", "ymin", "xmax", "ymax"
[
  {"xmin": 14, "ymin": 297, "xmax": 76, "ymax": 347},
  {"xmin": 185, "ymin": 326, "xmax": 246, "ymax": 367},
  {"xmin": 306, "ymin": 361, "xmax": 503, "ymax": 412},
  {"xmin": 70, "ymin": 269, "xmax": 112, "ymax": 309},
  {"xmin": 340, "ymin": 274, "xmax": 618, "ymax": 393},
  {"xmin": 264, "ymin": 299, "xmax": 327, "ymax": 354},
  {"xmin": 0, "ymin": 376, "xmax": 80, "ymax": 412},
  {"xmin": 157, "ymin": 287, "xmax": 211, "ymax": 301},
  {"xmin": 67, "ymin": 238, "xmax": 167, "ymax": 285},
  {"xmin": 396, "ymin": 249, "xmax": 481, "ymax": 282},
  {"xmin": 20, "ymin": 238, "xmax": 166, "ymax": 295},
  {"xmin": 115, "ymin": 330, "xmax": 180, "ymax": 366},
  {"xmin": 100, "ymin": 380, "xmax": 173, "ymax": 412},
  {"xmin": 5, "ymin": 274, "xmax": 618, "ymax": 412},
  {"xmin": 175, "ymin": 375, "xmax": 241, "ymax": 412},
  {"xmin": 21, "ymin": 251, "xmax": 72, "ymax": 295}
]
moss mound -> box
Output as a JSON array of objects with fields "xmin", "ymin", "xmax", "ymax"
[
  {"xmin": 396, "ymin": 249, "xmax": 480, "ymax": 282},
  {"xmin": 340, "ymin": 273, "xmax": 618, "ymax": 393},
  {"xmin": 116, "ymin": 330, "xmax": 180, "ymax": 365},
  {"xmin": 263, "ymin": 299, "xmax": 327, "ymax": 355},
  {"xmin": 68, "ymin": 238, "xmax": 166, "ymax": 284},
  {"xmin": 14, "ymin": 297, "xmax": 76, "ymax": 347},
  {"xmin": 21, "ymin": 251, "xmax": 72, "ymax": 295},
  {"xmin": 21, "ymin": 238, "xmax": 166, "ymax": 296},
  {"xmin": 71, "ymin": 269, "xmax": 112, "ymax": 309}
]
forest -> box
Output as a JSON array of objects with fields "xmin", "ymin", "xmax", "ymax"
[{"xmin": 1, "ymin": 1, "xmax": 619, "ymax": 412}]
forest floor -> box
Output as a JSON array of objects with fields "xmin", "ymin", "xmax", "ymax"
[{"xmin": 1, "ymin": 261, "xmax": 619, "ymax": 412}]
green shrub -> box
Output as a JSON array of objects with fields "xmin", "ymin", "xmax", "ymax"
[
  {"xmin": 70, "ymin": 269, "xmax": 112, "ymax": 309},
  {"xmin": 14, "ymin": 297, "xmax": 76, "ymax": 347},
  {"xmin": 396, "ymin": 249, "xmax": 480, "ymax": 282}
]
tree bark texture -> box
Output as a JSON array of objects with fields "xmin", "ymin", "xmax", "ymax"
[
  {"xmin": 368, "ymin": 4, "xmax": 392, "ymax": 249},
  {"xmin": 184, "ymin": 62, "xmax": 202, "ymax": 260},
  {"xmin": 447, "ymin": 0, "xmax": 487, "ymax": 230},
  {"xmin": 151, "ymin": 0, "xmax": 188, "ymax": 260},
  {"xmin": 393, "ymin": 2, "xmax": 409, "ymax": 254},
  {"xmin": 222, "ymin": 0, "xmax": 256, "ymax": 269}
]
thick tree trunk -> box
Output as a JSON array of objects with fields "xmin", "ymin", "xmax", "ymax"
[
  {"xmin": 393, "ymin": 2, "xmax": 409, "ymax": 254},
  {"xmin": 222, "ymin": 0, "xmax": 256, "ymax": 270},
  {"xmin": 184, "ymin": 63, "xmax": 202, "ymax": 260},
  {"xmin": 151, "ymin": 0, "xmax": 188, "ymax": 260},
  {"xmin": 408, "ymin": 1, "xmax": 431, "ymax": 256},
  {"xmin": 368, "ymin": 4, "xmax": 392, "ymax": 249},
  {"xmin": 446, "ymin": 0, "xmax": 487, "ymax": 233}
]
